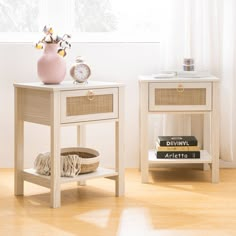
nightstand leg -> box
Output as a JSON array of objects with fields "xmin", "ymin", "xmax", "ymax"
[
  {"xmin": 50, "ymin": 92, "xmax": 61, "ymax": 208},
  {"xmin": 211, "ymin": 83, "xmax": 220, "ymax": 183},
  {"xmin": 115, "ymin": 121, "xmax": 124, "ymax": 196},
  {"xmin": 141, "ymin": 159, "xmax": 149, "ymax": 183},
  {"xmin": 203, "ymin": 113, "xmax": 210, "ymax": 171},
  {"xmin": 140, "ymin": 82, "xmax": 149, "ymax": 183},
  {"xmin": 50, "ymin": 125, "xmax": 61, "ymax": 208},
  {"xmin": 211, "ymin": 139, "xmax": 219, "ymax": 183},
  {"xmin": 140, "ymin": 115, "xmax": 149, "ymax": 183},
  {"xmin": 14, "ymin": 88, "xmax": 24, "ymax": 196},
  {"xmin": 14, "ymin": 119, "xmax": 24, "ymax": 195},
  {"xmin": 77, "ymin": 125, "xmax": 87, "ymax": 186},
  {"xmin": 211, "ymin": 128, "xmax": 220, "ymax": 183},
  {"xmin": 211, "ymin": 163, "xmax": 219, "ymax": 183}
]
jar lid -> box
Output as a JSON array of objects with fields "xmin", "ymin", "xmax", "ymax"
[{"xmin": 183, "ymin": 58, "xmax": 194, "ymax": 65}]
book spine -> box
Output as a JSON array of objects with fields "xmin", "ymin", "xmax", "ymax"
[
  {"xmin": 158, "ymin": 140, "xmax": 198, "ymax": 146},
  {"xmin": 156, "ymin": 151, "xmax": 200, "ymax": 159},
  {"xmin": 157, "ymin": 136, "xmax": 198, "ymax": 146},
  {"xmin": 156, "ymin": 143, "xmax": 200, "ymax": 151}
]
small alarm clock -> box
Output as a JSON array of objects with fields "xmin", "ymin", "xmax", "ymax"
[{"xmin": 70, "ymin": 56, "xmax": 91, "ymax": 83}]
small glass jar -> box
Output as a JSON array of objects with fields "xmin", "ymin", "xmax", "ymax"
[{"xmin": 183, "ymin": 58, "xmax": 194, "ymax": 71}]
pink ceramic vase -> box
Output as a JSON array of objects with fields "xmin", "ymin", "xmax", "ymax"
[{"xmin": 37, "ymin": 43, "xmax": 66, "ymax": 84}]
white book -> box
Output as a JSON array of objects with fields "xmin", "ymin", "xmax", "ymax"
[
  {"xmin": 177, "ymin": 71, "xmax": 210, "ymax": 78},
  {"xmin": 152, "ymin": 71, "xmax": 177, "ymax": 78}
]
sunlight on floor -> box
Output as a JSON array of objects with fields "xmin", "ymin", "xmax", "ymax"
[
  {"xmin": 117, "ymin": 208, "xmax": 152, "ymax": 235},
  {"xmin": 116, "ymin": 208, "xmax": 230, "ymax": 236},
  {"xmin": 75, "ymin": 209, "xmax": 112, "ymax": 228}
]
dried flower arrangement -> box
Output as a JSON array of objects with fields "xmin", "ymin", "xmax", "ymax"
[{"xmin": 35, "ymin": 25, "xmax": 71, "ymax": 57}]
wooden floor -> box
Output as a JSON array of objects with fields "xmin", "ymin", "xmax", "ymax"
[{"xmin": 1, "ymin": 168, "xmax": 236, "ymax": 236}]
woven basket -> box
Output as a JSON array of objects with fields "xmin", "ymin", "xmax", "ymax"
[
  {"xmin": 34, "ymin": 147, "xmax": 100, "ymax": 177},
  {"xmin": 61, "ymin": 147, "xmax": 100, "ymax": 174}
]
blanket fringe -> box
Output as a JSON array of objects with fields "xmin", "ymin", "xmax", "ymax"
[{"xmin": 34, "ymin": 152, "xmax": 82, "ymax": 177}]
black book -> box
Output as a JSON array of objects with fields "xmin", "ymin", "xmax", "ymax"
[
  {"xmin": 156, "ymin": 151, "xmax": 200, "ymax": 159},
  {"xmin": 157, "ymin": 136, "xmax": 198, "ymax": 146}
]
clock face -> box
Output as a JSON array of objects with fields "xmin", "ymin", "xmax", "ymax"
[{"xmin": 73, "ymin": 64, "xmax": 91, "ymax": 82}]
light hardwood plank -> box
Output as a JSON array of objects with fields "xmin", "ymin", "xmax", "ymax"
[{"xmin": 1, "ymin": 168, "xmax": 236, "ymax": 236}]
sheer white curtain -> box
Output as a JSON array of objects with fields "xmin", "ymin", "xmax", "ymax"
[
  {"xmin": 220, "ymin": 0, "xmax": 236, "ymax": 163},
  {"xmin": 156, "ymin": 0, "xmax": 236, "ymax": 163}
]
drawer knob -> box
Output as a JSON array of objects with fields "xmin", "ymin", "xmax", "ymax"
[
  {"xmin": 177, "ymin": 84, "xmax": 184, "ymax": 93},
  {"xmin": 87, "ymin": 90, "xmax": 95, "ymax": 100}
]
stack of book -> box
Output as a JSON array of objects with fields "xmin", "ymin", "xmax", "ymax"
[{"xmin": 156, "ymin": 136, "xmax": 200, "ymax": 159}]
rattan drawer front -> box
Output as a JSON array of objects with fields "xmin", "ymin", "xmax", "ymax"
[
  {"xmin": 66, "ymin": 94, "xmax": 113, "ymax": 116},
  {"xmin": 61, "ymin": 88, "xmax": 118, "ymax": 123},
  {"xmin": 149, "ymin": 82, "xmax": 212, "ymax": 111},
  {"xmin": 155, "ymin": 88, "xmax": 206, "ymax": 105}
]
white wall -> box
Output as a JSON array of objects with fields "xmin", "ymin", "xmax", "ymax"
[{"xmin": 0, "ymin": 42, "xmax": 160, "ymax": 168}]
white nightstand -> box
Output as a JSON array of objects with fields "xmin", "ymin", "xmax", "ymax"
[
  {"xmin": 14, "ymin": 81, "xmax": 125, "ymax": 208},
  {"xmin": 139, "ymin": 75, "xmax": 219, "ymax": 183}
]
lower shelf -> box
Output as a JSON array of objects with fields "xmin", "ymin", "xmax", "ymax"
[
  {"xmin": 22, "ymin": 167, "xmax": 118, "ymax": 188},
  {"xmin": 149, "ymin": 149, "xmax": 212, "ymax": 164}
]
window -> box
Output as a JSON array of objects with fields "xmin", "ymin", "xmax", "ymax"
[
  {"xmin": 0, "ymin": 0, "xmax": 45, "ymax": 32},
  {"xmin": 74, "ymin": 0, "xmax": 161, "ymax": 33},
  {"xmin": 0, "ymin": 0, "xmax": 162, "ymax": 42}
]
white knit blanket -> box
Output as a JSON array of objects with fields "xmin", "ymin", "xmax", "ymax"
[{"xmin": 34, "ymin": 152, "xmax": 82, "ymax": 177}]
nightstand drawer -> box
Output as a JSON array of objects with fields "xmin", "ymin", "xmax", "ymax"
[
  {"xmin": 61, "ymin": 88, "xmax": 118, "ymax": 123},
  {"xmin": 149, "ymin": 82, "xmax": 212, "ymax": 111}
]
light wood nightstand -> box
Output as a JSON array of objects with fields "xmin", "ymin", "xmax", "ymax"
[
  {"xmin": 139, "ymin": 75, "xmax": 220, "ymax": 183},
  {"xmin": 14, "ymin": 81, "xmax": 125, "ymax": 208}
]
